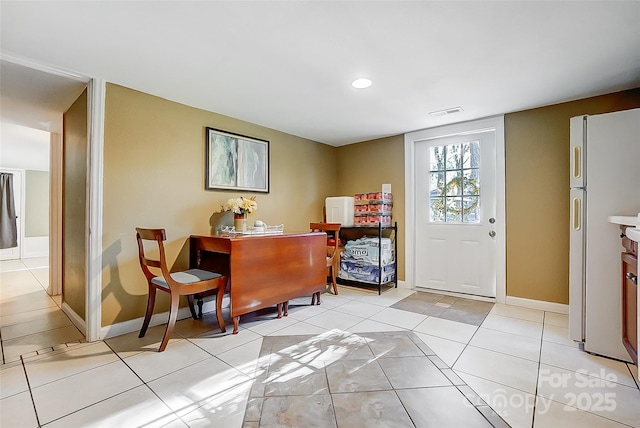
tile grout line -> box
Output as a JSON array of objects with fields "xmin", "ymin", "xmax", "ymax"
[
  {"xmin": 251, "ymin": 330, "xmax": 508, "ymax": 427},
  {"xmin": 433, "ymin": 313, "xmax": 514, "ymax": 427},
  {"xmin": 1, "ymin": 326, "xmax": 5, "ymax": 365},
  {"xmin": 530, "ymin": 312, "xmax": 549, "ymax": 428},
  {"xmin": 0, "ymin": 262, "xmax": 69, "ymax": 363},
  {"xmin": 102, "ymin": 338, "xmax": 192, "ymax": 427},
  {"xmin": 20, "ymin": 355, "xmax": 42, "ymax": 428}
]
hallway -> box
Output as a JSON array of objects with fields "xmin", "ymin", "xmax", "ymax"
[{"xmin": 0, "ymin": 258, "xmax": 83, "ymax": 365}]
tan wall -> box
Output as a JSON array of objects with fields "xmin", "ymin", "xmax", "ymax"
[
  {"xmin": 505, "ymin": 88, "xmax": 640, "ymax": 304},
  {"xmin": 25, "ymin": 170, "xmax": 49, "ymax": 237},
  {"xmin": 63, "ymin": 88, "xmax": 88, "ymax": 319},
  {"xmin": 100, "ymin": 83, "xmax": 640, "ymax": 328},
  {"xmin": 102, "ymin": 84, "xmax": 337, "ymax": 326},
  {"xmin": 336, "ymin": 135, "xmax": 405, "ymax": 280}
]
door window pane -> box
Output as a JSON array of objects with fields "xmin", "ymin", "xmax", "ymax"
[
  {"xmin": 428, "ymin": 140, "xmax": 481, "ymax": 224},
  {"xmin": 446, "ymin": 197, "xmax": 462, "ymax": 222},
  {"xmin": 463, "ymin": 169, "xmax": 480, "ymax": 195},
  {"xmin": 430, "ymin": 172, "xmax": 445, "ymax": 196},
  {"xmin": 446, "ymin": 171, "xmax": 462, "ymax": 195},
  {"xmin": 463, "ymin": 141, "xmax": 480, "ymax": 168},
  {"xmin": 430, "ymin": 146, "xmax": 445, "ymax": 171},
  {"xmin": 430, "ymin": 197, "xmax": 445, "ymax": 222},
  {"xmin": 445, "ymin": 144, "xmax": 462, "ymax": 170},
  {"xmin": 463, "ymin": 196, "xmax": 480, "ymax": 222}
]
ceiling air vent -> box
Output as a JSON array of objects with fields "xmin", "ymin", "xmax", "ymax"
[{"xmin": 429, "ymin": 106, "xmax": 464, "ymax": 117}]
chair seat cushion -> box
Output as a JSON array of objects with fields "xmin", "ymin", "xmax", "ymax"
[{"xmin": 151, "ymin": 269, "xmax": 222, "ymax": 288}]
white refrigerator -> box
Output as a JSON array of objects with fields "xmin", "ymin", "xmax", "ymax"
[{"xmin": 569, "ymin": 108, "xmax": 640, "ymax": 362}]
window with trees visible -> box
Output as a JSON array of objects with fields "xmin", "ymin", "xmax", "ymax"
[{"xmin": 429, "ymin": 141, "xmax": 480, "ymax": 223}]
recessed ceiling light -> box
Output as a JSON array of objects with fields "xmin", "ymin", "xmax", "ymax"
[
  {"xmin": 429, "ymin": 106, "xmax": 464, "ymax": 116},
  {"xmin": 352, "ymin": 78, "xmax": 373, "ymax": 89}
]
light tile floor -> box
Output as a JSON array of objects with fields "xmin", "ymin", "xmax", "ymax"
[{"xmin": 1, "ymin": 258, "xmax": 639, "ymax": 427}]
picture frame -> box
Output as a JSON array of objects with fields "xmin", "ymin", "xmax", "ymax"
[{"xmin": 205, "ymin": 127, "xmax": 270, "ymax": 193}]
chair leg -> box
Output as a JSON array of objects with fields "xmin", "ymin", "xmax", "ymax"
[
  {"xmin": 139, "ymin": 286, "xmax": 157, "ymax": 338},
  {"xmin": 215, "ymin": 287, "xmax": 226, "ymax": 333},
  {"xmin": 187, "ymin": 294, "xmax": 199, "ymax": 319},
  {"xmin": 233, "ymin": 316, "xmax": 240, "ymax": 334},
  {"xmin": 330, "ymin": 265, "xmax": 338, "ymax": 295},
  {"xmin": 159, "ymin": 292, "xmax": 180, "ymax": 352},
  {"xmin": 331, "ymin": 259, "xmax": 340, "ymax": 296},
  {"xmin": 311, "ymin": 291, "xmax": 321, "ymax": 305},
  {"xmin": 197, "ymin": 296, "xmax": 204, "ymax": 319},
  {"xmin": 283, "ymin": 301, "xmax": 289, "ymax": 316}
]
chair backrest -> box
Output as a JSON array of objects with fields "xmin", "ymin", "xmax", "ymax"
[
  {"xmin": 310, "ymin": 222, "xmax": 341, "ymax": 257},
  {"xmin": 135, "ymin": 227, "xmax": 171, "ymax": 281}
]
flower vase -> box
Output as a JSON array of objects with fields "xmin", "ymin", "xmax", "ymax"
[{"xmin": 234, "ymin": 213, "xmax": 247, "ymax": 233}]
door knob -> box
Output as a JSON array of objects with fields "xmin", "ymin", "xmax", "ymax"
[{"xmin": 489, "ymin": 231, "xmax": 496, "ymax": 238}]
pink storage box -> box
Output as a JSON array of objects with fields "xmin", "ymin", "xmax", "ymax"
[
  {"xmin": 366, "ymin": 192, "xmax": 393, "ymax": 203},
  {"xmin": 367, "ymin": 204, "xmax": 393, "ymax": 214}
]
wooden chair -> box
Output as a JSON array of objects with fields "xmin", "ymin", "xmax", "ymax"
[
  {"xmin": 136, "ymin": 228, "xmax": 227, "ymax": 352},
  {"xmin": 310, "ymin": 222, "xmax": 342, "ymax": 304}
]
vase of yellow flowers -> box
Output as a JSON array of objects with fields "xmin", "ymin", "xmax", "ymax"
[{"xmin": 223, "ymin": 196, "xmax": 257, "ymax": 232}]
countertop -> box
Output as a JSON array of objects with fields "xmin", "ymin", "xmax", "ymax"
[
  {"xmin": 627, "ymin": 228, "xmax": 640, "ymax": 244},
  {"xmin": 608, "ymin": 215, "xmax": 640, "ymax": 227}
]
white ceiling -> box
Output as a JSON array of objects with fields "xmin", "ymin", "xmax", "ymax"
[{"xmin": 1, "ymin": 1, "xmax": 639, "ymax": 146}]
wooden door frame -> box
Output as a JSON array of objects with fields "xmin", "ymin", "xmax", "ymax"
[{"xmin": 404, "ymin": 116, "xmax": 506, "ymax": 303}]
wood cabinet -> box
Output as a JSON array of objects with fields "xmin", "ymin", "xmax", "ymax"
[{"xmin": 620, "ymin": 226, "xmax": 638, "ymax": 365}]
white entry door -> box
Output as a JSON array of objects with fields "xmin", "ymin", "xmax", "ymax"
[
  {"xmin": 414, "ymin": 130, "xmax": 497, "ymax": 297},
  {"xmin": 0, "ymin": 168, "xmax": 23, "ymax": 261}
]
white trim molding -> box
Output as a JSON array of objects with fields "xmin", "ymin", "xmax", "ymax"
[
  {"xmin": 86, "ymin": 78, "xmax": 106, "ymax": 342},
  {"xmin": 404, "ymin": 116, "xmax": 506, "ymax": 304},
  {"xmin": 61, "ymin": 302, "xmax": 87, "ymax": 335},
  {"xmin": 101, "ymin": 298, "xmax": 229, "ymax": 339},
  {"xmin": 23, "ymin": 236, "xmax": 49, "ymax": 259},
  {"xmin": 505, "ymin": 296, "xmax": 569, "ymax": 314},
  {"xmin": 1, "ymin": 52, "xmax": 89, "ymax": 82}
]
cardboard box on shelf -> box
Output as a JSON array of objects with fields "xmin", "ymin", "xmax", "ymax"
[
  {"xmin": 339, "ymin": 259, "xmax": 396, "ymax": 284},
  {"xmin": 354, "ymin": 193, "xmax": 368, "ymax": 205},
  {"xmin": 353, "ymin": 214, "xmax": 392, "ymax": 227},
  {"xmin": 366, "ymin": 192, "xmax": 393, "ymax": 203},
  {"xmin": 367, "ymin": 204, "xmax": 393, "ymax": 214},
  {"xmin": 342, "ymin": 236, "xmax": 394, "ymax": 265}
]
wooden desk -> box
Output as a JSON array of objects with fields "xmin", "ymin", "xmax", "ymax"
[{"xmin": 190, "ymin": 232, "xmax": 327, "ymax": 333}]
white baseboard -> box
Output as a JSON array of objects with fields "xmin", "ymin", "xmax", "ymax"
[
  {"xmin": 505, "ymin": 296, "xmax": 569, "ymax": 314},
  {"xmin": 397, "ymin": 280, "xmax": 408, "ymax": 289},
  {"xmin": 23, "ymin": 236, "xmax": 49, "ymax": 259},
  {"xmin": 100, "ymin": 297, "xmax": 227, "ymax": 340},
  {"xmin": 62, "ymin": 302, "xmax": 87, "ymax": 336}
]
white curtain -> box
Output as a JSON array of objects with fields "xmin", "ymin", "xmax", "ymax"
[{"xmin": 0, "ymin": 173, "xmax": 18, "ymax": 249}]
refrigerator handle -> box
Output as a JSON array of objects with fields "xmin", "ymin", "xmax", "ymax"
[
  {"xmin": 572, "ymin": 146, "xmax": 582, "ymax": 179},
  {"xmin": 572, "ymin": 198, "xmax": 582, "ymax": 231}
]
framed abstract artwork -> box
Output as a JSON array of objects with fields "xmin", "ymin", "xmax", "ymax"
[{"xmin": 205, "ymin": 127, "xmax": 270, "ymax": 193}]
